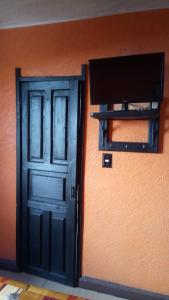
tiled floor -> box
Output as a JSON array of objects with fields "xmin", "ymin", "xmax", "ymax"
[{"xmin": 0, "ymin": 270, "xmax": 127, "ymax": 300}]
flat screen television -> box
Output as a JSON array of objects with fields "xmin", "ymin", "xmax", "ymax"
[{"xmin": 89, "ymin": 52, "xmax": 165, "ymax": 105}]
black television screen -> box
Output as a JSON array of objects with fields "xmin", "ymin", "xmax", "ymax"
[{"xmin": 89, "ymin": 53, "xmax": 164, "ymax": 105}]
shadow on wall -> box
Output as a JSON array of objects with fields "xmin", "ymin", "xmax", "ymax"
[{"xmin": 159, "ymin": 97, "xmax": 169, "ymax": 153}]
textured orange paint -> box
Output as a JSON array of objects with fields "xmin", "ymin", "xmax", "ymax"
[{"xmin": 0, "ymin": 9, "xmax": 169, "ymax": 295}]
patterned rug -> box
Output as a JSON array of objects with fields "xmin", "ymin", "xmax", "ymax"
[{"xmin": 0, "ymin": 277, "xmax": 88, "ymax": 300}]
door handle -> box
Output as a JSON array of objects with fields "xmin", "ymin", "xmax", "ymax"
[{"xmin": 71, "ymin": 186, "xmax": 76, "ymax": 199}]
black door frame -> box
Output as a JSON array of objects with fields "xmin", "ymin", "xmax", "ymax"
[{"xmin": 16, "ymin": 66, "xmax": 86, "ymax": 285}]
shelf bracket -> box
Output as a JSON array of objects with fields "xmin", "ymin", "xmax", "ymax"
[{"xmin": 99, "ymin": 119, "xmax": 107, "ymax": 135}]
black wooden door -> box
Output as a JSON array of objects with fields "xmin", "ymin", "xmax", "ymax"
[{"xmin": 21, "ymin": 79, "xmax": 80, "ymax": 285}]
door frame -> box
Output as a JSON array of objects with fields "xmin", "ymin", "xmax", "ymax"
[{"xmin": 16, "ymin": 66, "xmax": 86, "ymax": 285}]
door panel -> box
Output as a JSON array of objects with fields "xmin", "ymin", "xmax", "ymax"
[
  {"xmin": 28, "ymin": 91, "xmax": 44, "ymax": 162},
  {"xmin": 28, "ymin": 209, "xmax": 42, "ymax": 268},
  {"xmin": 52, "ymin": 92, "xmax": 68, "ymax": 162},
  {"xmin": 21, "ymin": 79, "xmax": 79, "ymax": 285},
  {"xmin": 50, "ymin": 215, "xmax": 66, "ymax": 273}
]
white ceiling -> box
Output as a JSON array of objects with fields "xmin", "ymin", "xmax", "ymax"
[{"xmin": 0, "ymin": 0, "xmax": 169, "ymax": 29}]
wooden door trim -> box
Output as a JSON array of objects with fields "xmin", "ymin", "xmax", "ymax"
[
  {"xmin": 16, "ymin": 68, "xmax": 22, "ymax": 271},
  {"xmin": 16, "ymin": 67, "xmax": 86, "ymax": 284},
  {"xmin": 18, "ymin": 65, "xmax": 86, "ymax": 83}
]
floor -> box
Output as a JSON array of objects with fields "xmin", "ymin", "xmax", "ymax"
[{"xmin": 0, "ymin": 270, "xmax": 127, "ymax": 300}]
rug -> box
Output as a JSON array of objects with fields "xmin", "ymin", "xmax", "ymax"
[{"xmin": 0, "ymin": 277, "xmax": 88, "ymax": 300}]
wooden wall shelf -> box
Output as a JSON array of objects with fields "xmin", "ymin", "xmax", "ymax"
[
  {"xmin": 91, "ymin": 104, "xmax": 160, "ymax": 153},
  {"xmin": 91, "ymin": 109, "xmax": 159, "ymax": 121}
]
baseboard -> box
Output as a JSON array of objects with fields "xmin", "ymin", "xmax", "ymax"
[
  {"xmin": 0, "ymin": 258, "xmax": 18, "ymax": 272},
  {"xmin": 79, "ymin": 276, "xmax": 169, "ymax": 300}
]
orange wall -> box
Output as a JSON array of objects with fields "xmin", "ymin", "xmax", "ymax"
[{"xmin": 0, "ymin": 9, "xmax": 169, "ymax": 296}]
